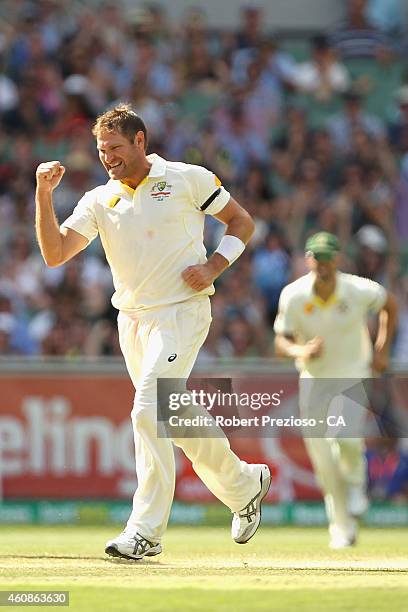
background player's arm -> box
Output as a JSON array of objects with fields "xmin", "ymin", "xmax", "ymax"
[
  {"xmin": 36, "ymin": 161, "xmax": 88, "ymax": 267},
  {"xmin": 182, "ymin": 197, "xmax": 254, "ymax": 291},
  {"xmin": 372, "ymin": 292, "xmax": 398, "ymax": 373},
  {"xmin": 275, "ymin": 334, "xmax": 324, "ymax": 361}
]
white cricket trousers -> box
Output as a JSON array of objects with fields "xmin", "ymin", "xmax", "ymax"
[
  {"xmin": 118, "ymin": 297, "xmax": 260, "ymax": 542},
  {"xmin": 299, "ymin": 378, "xmax": 368, "ymax": 536}
]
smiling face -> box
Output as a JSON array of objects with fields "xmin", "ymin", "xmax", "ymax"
[{"xmin": 96, "ymin": 129, "xmax": 147, "ymax": 184}]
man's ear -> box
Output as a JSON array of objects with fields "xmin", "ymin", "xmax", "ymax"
[{"xmin": 134, "ymin": 130, "xmax": 144, "ymax": 148}]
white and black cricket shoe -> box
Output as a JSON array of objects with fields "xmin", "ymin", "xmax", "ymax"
[
  {"xmin": 105, "ymin": 530, "xmax": 162, "ymax": 560},
  {"xmin": 347, "ymin": 484, "xmax": 369, "ymax": 518},
  {"xmin": 329, "ymin": 521, "xmax": 358, "ymax": 549},
  {"xmin": 231, "ymin": 464, "xmax": 271, "ymax": 544}
]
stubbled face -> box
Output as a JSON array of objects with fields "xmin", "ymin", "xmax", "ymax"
[
  {"xmin": 96, "ymin": 129, "xmax": 146, "ymax": 182},
  {"xmin": 306, "ymin": 255, "xmax": 338, "ymax": 282}
]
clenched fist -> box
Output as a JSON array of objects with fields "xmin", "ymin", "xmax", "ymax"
[
  {"xmin": 36, "ymin": 161, "xmax": 65, "ymax": 192},
  {"xmin": 182, "ymin": 263, "xmax": 217, "ymax": 291}
]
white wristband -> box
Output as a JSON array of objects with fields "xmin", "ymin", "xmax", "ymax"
[{"xmin": 214, "ymin": 235, "xmax": 245, "ymax": 265}]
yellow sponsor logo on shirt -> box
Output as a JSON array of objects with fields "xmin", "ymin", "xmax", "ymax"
[{"xmin": 214, "ymin": 175, "xmax": 222, "ymax": 187}]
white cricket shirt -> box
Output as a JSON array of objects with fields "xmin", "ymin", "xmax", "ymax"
[
  {"xmin": 61, "ymin": 154, "xmax": 230, "ymax": 313},
  {"xmin": 274, "ymin": 271, "xmax": 387, "ymax": 377}
]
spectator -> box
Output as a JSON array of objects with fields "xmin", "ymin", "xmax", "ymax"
[
  {"xmin": 224, "ymin": 315, "xmax": 258, "ymax": 357},
  {"xmin": 289, "ymin": 158, "xmax": 327, "ymax": 250},
  {"xmin": 231, "ymin": 9, "xmax": 296, "ymax": 92},
  {"xmin": 252, "ymin": 229, "xmax": 291, "ymax": 323},
  {"xmin": 330, "ymin": 0, "xmax": 391, "ymax": 60},
  {"xmin": 309, "ymin": 129, "xmax": 344, "ymax": 192},
  {"xmin": 354, "ymin": 224, "xmax": 389, "ymax": 282},
  {"xmin": 268, "ymin": 144, "xmax": 295, "ymax": 200},
  {"xmin": 217, "ymin": 105, "xmax": 269, "ymax": 179},
  {"xmin": 236, "ymin": 40, "xmax": 287, "ymax": 139},
  {"xmin": 236, "ymin": 5, "xmax": 263, "ymax": 51},
  {"xmin": 327, "ymin": 89, "xmax": 385, "ymax": 152},
  {"xmin": 294, "ymin": 35, "xmax": 350, "ymax": 103},
  {"xmin": 389, "ymin": 85, "xmax": 408, "ymax": 150},
  {"xmin": 332, "ymin": 158, "xmax": 394, "ymax": 242}
]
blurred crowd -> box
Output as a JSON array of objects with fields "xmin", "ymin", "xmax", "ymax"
[{"xmin": 0, "ymin": 0, "xmax": 408, "ymax": 363}]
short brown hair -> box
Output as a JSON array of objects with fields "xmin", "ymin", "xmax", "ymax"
[{"xmin": 92, "ymin": 103, "xmax": 148, "ymax": 150}]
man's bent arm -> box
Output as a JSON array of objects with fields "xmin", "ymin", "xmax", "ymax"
[
  {"xmin": 36, "ymin": 188, "xmax": 88, "ymax": 267},
  {"xmin": 213, "ymin": 197, "xmax": 255, "ymax": 243},
  {"xmin": 35, "ymin": 161, "xmax": 89, "ymax": 267},
  {"xmin": 181, "ymin": 197, "xmax": 254, "ymax": 291},
  {"xmin": 275, "ymin": 334, "xmax": 302, "ymax": 359},
  {"xmin": 208, "ymin": 197, "xmax": 255, "ymax": 277},
  {"xmin": 275, "ymin": 334, "xmax": 323, "ymax": 361}
]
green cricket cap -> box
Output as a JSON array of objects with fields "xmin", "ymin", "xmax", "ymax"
[{"xmin": 305, "ymin": 232, "xmax": 340, "ymax": 259}]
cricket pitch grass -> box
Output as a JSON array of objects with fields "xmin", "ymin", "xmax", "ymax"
[{"xmin": 1, "ymin": 525, "xmax": 408, "ymax": 611}]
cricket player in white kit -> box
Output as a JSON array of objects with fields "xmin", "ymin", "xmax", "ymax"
[
  {"xmin": 274, "ymin": 232, "xmax": 397, "ymax": 548},
  {"xmin": 35, "ymin": 104, "xmax": 271, "ymax": 560}
]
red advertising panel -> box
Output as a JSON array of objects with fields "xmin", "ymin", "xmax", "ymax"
[{"xmin": 0, "ymin": 376, "xmax": 136, "ymax": 498}]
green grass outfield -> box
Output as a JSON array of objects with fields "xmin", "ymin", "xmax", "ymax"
[{"xmin": 1, "ymin": 525, "xmax": 408, "ymax": 611}]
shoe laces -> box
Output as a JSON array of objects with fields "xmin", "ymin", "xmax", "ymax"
[
  {"xmin": 236, "ymin": 490, "xmax": 261, "ymax": 523},
  {"xmin": 131, "ymin": 533, "xmax": 157, "ymax": 556},
  {"xmin": 120, "ymin": 530, "xmax": 157, "ymax": 554}
]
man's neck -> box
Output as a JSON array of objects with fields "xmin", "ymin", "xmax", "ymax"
[
  {"xmin": 121, "ymin": 160, "xmax": 152, "ymax": 190},
  {"xmin": 313, "ymin": 276, "xmax": 336, "ymax": 301}
]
